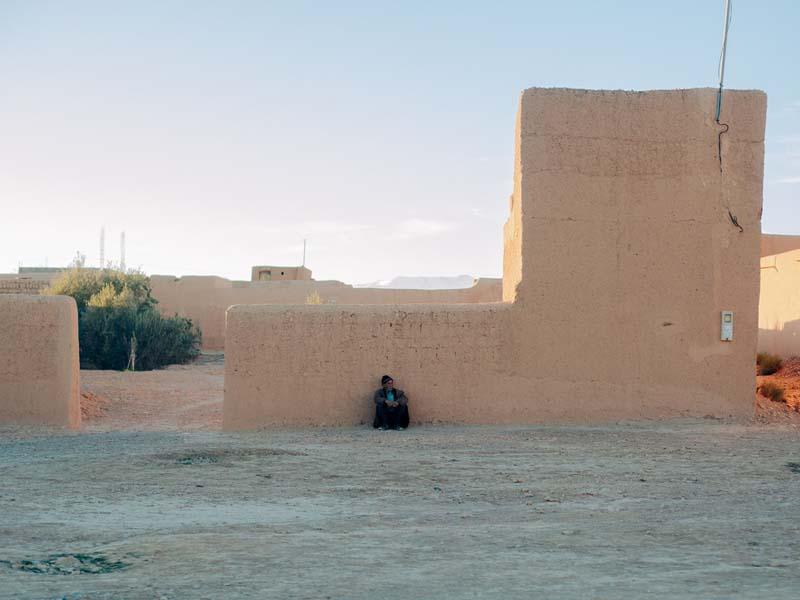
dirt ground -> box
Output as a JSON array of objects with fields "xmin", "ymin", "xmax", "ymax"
[
  {"xmin": 2, "ymin": 356, "xmax": 800, "ymax": 599},
  {"xmin": 757, "ymin": 357, "xmax": 800, "ymax": 415},
  {"xmin": 79, "ymin": 352, "xmax": 224, "ymax": 432}
]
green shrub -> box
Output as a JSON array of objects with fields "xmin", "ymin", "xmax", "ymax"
[
  {"xmin": 78, "ymin": 306, "xmax": 201, "ymax": 370},
  {"xmin": 78, "ymin": 307, "xmax": 136, "ymax": 370},
  {"xmin": 44, "ymin": 268, "xmax": 154, "ymax": 314},
  {"xmin": 46, "ymin": 268, "xmax": 200, "ymax": 370},
  {"xmin": 757, "ymin": 352, "xmax": 783, "ymax": 376},
  {"xmin": 759, "ymin": 382, "xmax": 785, "ymax": 404},
  {"xmin": 130, "ymin": 310, "xmax": 201, "ymax": 371}
]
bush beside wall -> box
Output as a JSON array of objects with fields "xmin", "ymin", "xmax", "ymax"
[{"xmin": 45, "ymin": 269, "xmax": 201, "ymax": 370}]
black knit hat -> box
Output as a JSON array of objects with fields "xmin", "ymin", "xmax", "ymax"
[{"xmin": 381, "ymin": 375, "xmax": 393, "ymax": 385}]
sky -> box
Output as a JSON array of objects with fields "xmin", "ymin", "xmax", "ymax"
[{"xmin": 1, "ymin": 0, "xmax": 798, "ymax": 283}]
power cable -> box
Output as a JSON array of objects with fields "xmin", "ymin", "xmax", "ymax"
[
  {"xmin": 715, "ymin": 0, "xmax": 732, "ymax": 171},
  {"xmin": 715, "ymin": 0, "xmax": 743, "ymax": 233}
]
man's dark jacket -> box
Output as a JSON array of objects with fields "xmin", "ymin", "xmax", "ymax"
[
  {"xmin": 373, "ymin": 387, "xmax": 409, "ymax": 406},
  {"xmin": 372, "ymin": 387, "xmax": 410, "ymax": 428}
]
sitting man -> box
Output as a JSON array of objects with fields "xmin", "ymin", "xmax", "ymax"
[{"xmin": 373, "ymin": 375, "xmax": 410, "ymax": 431}]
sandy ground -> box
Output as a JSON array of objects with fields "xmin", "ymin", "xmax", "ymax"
[
  {"xmin": 2, "ymin": 356, "xmax": 800, "ymax": 598},
  {"xmin": 1, "ymin": 423, "xmax": 799, "ymax": 599},
  {"xmin": 79, "ymin": 352, "xmax": 224, "ymax": 432}
]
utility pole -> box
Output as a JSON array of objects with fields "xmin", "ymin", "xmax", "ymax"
[{"xmin": 302, "ymin": 239, "xmax": 307, "ymax": 267}]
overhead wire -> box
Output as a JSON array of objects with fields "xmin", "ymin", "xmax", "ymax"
[
  {"xmin": 714, "ymin": 0, "xmax": 742, "ymax": 233},
  {"xmin": 715, "ymin": 0, "xmax": 732, "ymax": 172}
]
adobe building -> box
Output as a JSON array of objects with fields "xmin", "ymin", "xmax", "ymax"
[
  {"xmin": 759, "ymin": 249, "xmax": 800, "ymax": 357},
  {"xmin": 757, "ymin": 239, "xmax": 800, "ymax": 357},
  {"xmin": 251, "ymin": 265, "xmax": 313, "ymax": 281},
  {"xmin": 0, "ymin": 268, "xmax": 65, "ymax": 295},
  {"xmin": 0, "ymin": 277, "xmax": 51, "ymax": 295},
  {"xmin": 0, "ymin": 295, "xmax": 81, "ymax": 428},
  {"xmin": 224, "ymin": 87, "xmax": 766, "ymax": 429},
  {"xmin": 760, "ymin": 234, "xmax": 800, "ymax": 258},
  {"xmin": 0, "ymin": 267, "xmax": 99, "ymax": 295}
]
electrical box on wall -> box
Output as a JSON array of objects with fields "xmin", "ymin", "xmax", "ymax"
[{"xmin": 721, "ymin": 311, "xmax": 734, "ymax": 341}]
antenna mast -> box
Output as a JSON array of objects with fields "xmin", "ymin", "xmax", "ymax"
[
  {"xmin": 99, "ymin": 227, "xmax": 105, "ymax": 269},
  {"xmin": 120, "ymin": 231, "xmax": 126, "ymax": 272}
]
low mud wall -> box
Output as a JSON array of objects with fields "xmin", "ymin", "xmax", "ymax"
[
  {"xmin": 0, "ymin": 295, "xmax": 80, "ymax": 428},
  {"xmin": 0, "ymin": 280, "xmax": 50, "ymax": 295},
  {"xmin": 759, "ymin": 249, "xmax": 800, "ymax": 357},
  {"xmin": 151, "ymin": 276, "xmax": 502, "ymax": 350},
  {"xmin": 224, "ymin": 304, "xmax": 512, "ymax": 428}
]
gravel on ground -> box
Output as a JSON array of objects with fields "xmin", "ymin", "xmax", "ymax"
[{"xmin": 1, "ymin": 421, "xmax": 799, "ymax": 599}]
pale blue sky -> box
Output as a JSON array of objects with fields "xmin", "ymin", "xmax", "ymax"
[{"xmin": 1, "ymin": 1, "xmax": 797, "ymax": 283}]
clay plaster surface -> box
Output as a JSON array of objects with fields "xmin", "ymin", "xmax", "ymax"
[
  {"xmin": 761, "ymin": 234, "xmax": 800, "ymax": 258},
  {"xmin": 759, "ymin": 249, "xmax": 800, "ymax": 357},
  {"xmin": 150, "ymin": 276, "xmax": 502, "ymax": 350},
  {"xmin": 224, "ymin": 303, "xmax": 510, "ymax": 428},
  {"xmin": 0, "ymin": 295, "xmax": 80, "ymax": 428},
  {"xmin": 250, "ymin": 265, "xmax": 312, "ymax": 281}
]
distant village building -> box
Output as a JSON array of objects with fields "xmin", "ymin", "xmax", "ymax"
[{"xmin": 250, "ymin": 265, "xmax": 313, "ymax": 282}]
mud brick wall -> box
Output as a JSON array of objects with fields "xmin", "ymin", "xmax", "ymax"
[
  {"xmin": 0, "ymin": 295, "xmax": 81, "ymax": 428},
  {"xmin": 151, "ymin": 275, "xmax": 502, "ymax": 351},
  {"xmin": 759, "ymin": 249, "xmax": 800, "ymax": 357},
  {"xmin": 224, "ymin": 88, "xmax": 766, "ymax": 428},
  {"xmin": 0, "ymin": 279, "xmax": 49, "ymax": 295}
]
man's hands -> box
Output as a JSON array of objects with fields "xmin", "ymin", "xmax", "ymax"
[{"xmin": 385, "ymin": 400, "xmax": 400, "ymax": 408}]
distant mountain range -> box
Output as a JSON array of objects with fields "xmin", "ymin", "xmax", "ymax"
[{"xmin": 355, "ymin": 275, "xmax": 477, "ymax": 290}]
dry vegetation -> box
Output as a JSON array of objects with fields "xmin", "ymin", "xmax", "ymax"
[
  {"xmin": 758, "ymin": 382, "xmax": 785, "ymax": 404},
  {"xmin": 756, "ymin": 356, "xmax": 800, "ymax": 423},
  {"xmin": 757, "ymin": 352, "xmax": 783, "ymax": 376}
]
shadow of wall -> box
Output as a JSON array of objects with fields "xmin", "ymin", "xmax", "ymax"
[
  {"xmin": 761, "ymin": 234, "xmax": 800, "ymax": 258},
  {"xmin": 759, "ymin": 321, "xmax": 800, "ymax": 358}
]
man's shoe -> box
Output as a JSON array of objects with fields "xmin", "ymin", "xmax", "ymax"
[
  {"xmin": 378, "ymin": 426, "xmax": 388, "ymax": 431},
  {"xmin": 396, "ymin": 427, "xmax": 405, "ymax": 431}
]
